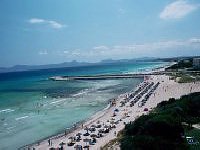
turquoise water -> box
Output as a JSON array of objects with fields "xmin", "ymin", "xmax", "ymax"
[{"xmin": 0, "ymin": 62, "xmax": 167, "ymax": 149}]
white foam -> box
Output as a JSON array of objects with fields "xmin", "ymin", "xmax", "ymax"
[
  {"xmin": 72, "ymin": 89, "xmax": 90, "ymax": 96},
  {"xmin": 7, "ymin": 126, "xmax": 16, "ymax": 130},
  {"xmin": 50, "ymin": 99, "xmax": 66, "ymax": 104},
  {"xmin": 15, "ymin": 116, "xmax": 29, "ymax": 121},
  {"xmin": 0, "ymin": 109, "xmax": 15, "ymax": 113}
]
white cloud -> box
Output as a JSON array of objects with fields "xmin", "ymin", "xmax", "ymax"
[
  {"xmin": 56, "ymin": 38, "xmax": 200, "ymax": 60},
  {"xmin": 38, "ymin": 50, "xmax": 48, "ymax": 55},
  {"xmin": 88, "ymin": 38, "xmax": 200, "ymax": 58},
  {"xmin": 189, "ymin": 38, "xmax": 200, "ymax": 43},
  {"xmin": 28, "ymin": 18, "xmax": 66, "ymax": 29},
  {"xmin": 93, "ymin": 46, "xmax": 109, "ymax": 50},
  {"xmin": 63, "ymin": 50, "xmax": 69, "ymax": 54},
  {"xmin": 29, "ymin": 18, "xmax": 45, "ymax": 23},
  {"xmin": 160, "ymin": 0, "xmax": 198, "ymax": 20},
  {"xmin": 72, "ymin": 52, "xmax": 80, "ymax": 56},
  {"xmin": 48, "ymin": 20, "xmax": 64, "ymax": 29}
]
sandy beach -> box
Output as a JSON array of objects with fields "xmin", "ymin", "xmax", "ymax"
[{"xmin": 26, "ymin": 74, "xmax": 200, "ymax": 150}]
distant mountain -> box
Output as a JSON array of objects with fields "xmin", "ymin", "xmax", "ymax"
[
  {"xmin": 0, "ymin": 60, "xmax": 91, "ymax": 73},
  {"xmin": 0, "ymin": 57, "xmax": 163, "ymax": 73}
]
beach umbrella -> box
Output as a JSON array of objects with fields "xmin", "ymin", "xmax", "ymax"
[
  {"xmin": 68, "ymin": 136, "xmax": 75, "ymax": 143},
  {"xmin": 98, "ymin": 129, "xmax": 104, "ymax": 133},
  {"xmin": 89, "ymin": 127, "xmax": 96, "ymax": 133},
  {"xmin": 83, "ymin": 145, "xmax": 89, "ymax": 149},
  {"xmin": 96, "ymin": 124, "xmax": 102, "ymax": 128},
  {"xmin": 76, "ymin": 133, "xmax": 82, "ymax": 136},
  {"xmin": 90, "ymin": 134, "xmax": 97, "ymax": 138},
  {"xmin": 84, "ymin": 127, "xmax": 88, "ymax": 130},
  {"xmin": 110, "ymin": 121, "xmax": 115, "ymax": 125},
  {"xmin": 84, "ymin": 127, "xmax": 89, "ymax": 134},
  {"xmin": 59, "ymin": 142, "xmax": 66, "ymax": 146},
  {"xmin": 105, "ymin": 122, "xmax": 110, "ymax": 126},
  {"xmin": 104, "ymin": 125, "xmax": 110, "ymax": 128},
  {"xmin": 83, "ymin": 127, "xmax": 90, "ymax": 136},
  {"xmin": 114, "ymin": 108, "xmax": 119, "ymax": 112},
  {"xmin": 84, "ymin": 127, "xmax": 89, "ymax": 132},
  {"xmin": 68, "ymin": 136, "xmax": 74, "ymax": 139},
  {"xmin": 83, "ymin": 132, "xmax": 90, "ymax": 136},
  {"xmin": 83, "ymin": 138, "xmax": 90, "ymax": 142},
  {"xmin": 74, "ymin": 145, "xmax": 82, "ymax": 150},
  {"xmin": 91, "ymin": 124, "xmax": 96, "ymax": 128},
  {"xmin": 89, "ymin": 127, "xmax": 95, "ymax": 130},
  {"xmin": 83, "ymin": 138, "xmax": 91, "ymax": 146},
  {"xmin": 96, "ymin": 120, "xmax": 100, "ymax": 124}
]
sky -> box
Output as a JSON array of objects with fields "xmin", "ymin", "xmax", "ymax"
[{"xmin": 0, "ymin": 0, "xmax": 200, "ymax": 67}]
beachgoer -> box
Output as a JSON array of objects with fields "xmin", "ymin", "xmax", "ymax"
[
  {"xmin": 60, "ymin": 145, "xmax": 64, "ymax": 150},
  {"xmin": 48, "ymin": 139, "xmax": 50, "ymax": 146}
]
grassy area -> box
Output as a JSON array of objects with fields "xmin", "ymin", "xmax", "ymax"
[
  {"xmin": 184, "ymin": 127, "xmax": 200, "ymax": 150},
  {"xmin": 177, "ymin": 75, "xmax": 195, "ymax": 83},
  {"xmin": 195, "ymin": 76, "xmax": 200, "ymax": 81},
  {"xmin": 176, "ymin": 74, "xmax": 200, "ymax": 83}
]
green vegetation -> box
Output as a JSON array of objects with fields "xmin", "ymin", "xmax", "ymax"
[
  {"xmin": 167, "ymin": 59, "xmax": 193, "ymax": 70},
  {"xmin": 195, "ymin": 76, "xmax": 200, "ymax": 81},
  {"xmin": 177, "ymin": 75, "xmax": 195, "ymax": 83},
  {"xmin": 120, "ymin": 93, "xmax": 200, "ymax": 150},
  {"xmin": 168, "ymin": 73, "xmax": 200, "ymax": 83}
]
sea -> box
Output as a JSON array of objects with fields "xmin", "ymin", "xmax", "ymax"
[{"xmin": 0, "ymin": 62, "xmax": 167, "ymax": 149}]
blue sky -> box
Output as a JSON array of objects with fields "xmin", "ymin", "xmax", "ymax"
[{"xmin": 0, "ymin": 0, "xmax": 200, "ymax": 67}]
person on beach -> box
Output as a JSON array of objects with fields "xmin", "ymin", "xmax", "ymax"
[
  {"xmin": 114, "ymin": 131, "xmax": 117, "ymax": 136},
  {"xmin": 60, "ymin": 145, "xmax": 64, "ymax": 150},
  {"xmin": 65, "ymin": 130, "xmax": 67, "ymax": 137},
  {"xmin": 48, "ymin": 139, "xmax": 50, "ymax": 146}
]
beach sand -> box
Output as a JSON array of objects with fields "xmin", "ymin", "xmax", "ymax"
[{"xmin": 27, "ymin": 75, "xmax": 200, "ymax": 150}]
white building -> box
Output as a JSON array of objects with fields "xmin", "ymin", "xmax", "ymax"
[{"xmin": 193, "ymin": 58, "xmax": 200, "ymax": 68}]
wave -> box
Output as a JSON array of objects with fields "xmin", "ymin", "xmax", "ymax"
[
  {"xmin": 7, "ymin": 126, "xmax": 16, "ymax": 130},
  {"xmin": 50, "ymin": 99, "xmax": 66, "ymax": 104},
  {"xmin": 15, "ymin": 116, "xmax": 29, "ymax": 121},
  {"xmin": 72, "ymin": 89, "xmax": 90, "ymax": 97},
  {"xmin": 0, "ymin": 109, "xmax": 15, "ymax": 113}
]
